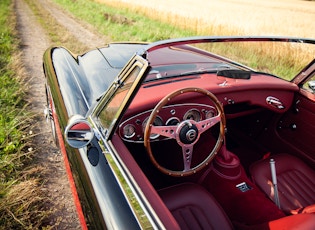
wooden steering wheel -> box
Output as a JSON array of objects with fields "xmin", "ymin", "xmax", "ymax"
[{"xmin": 144, "ymin": 87, "xmax": 226, "ymax": 177}]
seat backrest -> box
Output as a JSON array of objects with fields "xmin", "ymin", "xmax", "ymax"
[
  {"xmin": 250, "ymin": 154, "xmax": 315, "ymax": 213},
  {"xmin": 159, "ymin": 183, "xmax": 234, "ymax": 230}
]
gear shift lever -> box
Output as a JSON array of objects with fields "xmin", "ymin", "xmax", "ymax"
[{"xmin": 213, "ymin": 142, "xmax": 241, "ymax": 179}]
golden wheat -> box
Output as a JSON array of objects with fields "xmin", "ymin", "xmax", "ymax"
[{"xmin": 99, "ymin": 0, "xmax": 315, "ymax": 37}]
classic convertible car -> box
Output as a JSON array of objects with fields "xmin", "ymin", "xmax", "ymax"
[{"xmin": 43, "ymin": 36, "xmax": 315, "ymax": 229}]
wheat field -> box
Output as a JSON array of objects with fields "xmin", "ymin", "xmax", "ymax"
[{"xmin": 101, "ymin": 0, "xmax": 315, "ymax": 37}]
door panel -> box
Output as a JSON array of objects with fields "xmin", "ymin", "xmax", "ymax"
[{"xmin": 276, "ymin": 90, "xmax": 315, "ymax": 163}]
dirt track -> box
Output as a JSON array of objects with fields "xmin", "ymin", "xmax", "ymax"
[{"xmin": 14, "ymin": 0, "xmax": 106, "ymax": 228}]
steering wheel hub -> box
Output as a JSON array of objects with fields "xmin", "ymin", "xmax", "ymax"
[{"xmin": 178, "ymin": 121, "xmax": 199, "ymax": 144}]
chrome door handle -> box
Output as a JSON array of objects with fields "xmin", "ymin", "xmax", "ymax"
[{"xmin": 266, "ymin": 96, "xmax": 285, "ymax": 109}]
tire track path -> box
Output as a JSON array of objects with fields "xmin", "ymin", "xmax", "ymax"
[{"xmin": 14, "ymin": 0, "xmax": 106, "ymax": 228}]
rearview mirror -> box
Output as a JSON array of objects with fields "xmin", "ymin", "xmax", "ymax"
[{"xmin": 65, "ymin": 115, "xmax": 94, "ymax": 148}]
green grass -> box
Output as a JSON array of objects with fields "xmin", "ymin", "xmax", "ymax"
[
  {"xmin": 0, "ymin": 0, "xmax": 53, "ymax": 229},
  {"xmin": 0, "ymin": 0, "xmax": 26, "ymax": 178}
]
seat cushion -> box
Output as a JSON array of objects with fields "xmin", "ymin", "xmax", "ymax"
[
  {"xmin": 250, "ymin": 154, "xmax": 315, "ymax": 213},
  {"xmin": 159, "ymin": 183, "xmax": 233, "ymax": 230}
]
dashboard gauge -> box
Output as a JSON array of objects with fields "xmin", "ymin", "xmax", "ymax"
[
  {"xmin": 183, "ymin": 109, "xmax": 201, "ymax": 122},
  {"xmin": 205, "ymin": 109, "xmax": 216, "ymax": 119},
  {"xmin": 142, "ymin": 116, "xmax": 163, "ymax": 139},
  {"xmin": 123, "ymin": 124, "xmax": 136, "ymax": 138},
  {"xmin": 166, "ymin": 117, "xmax": 180, "ymax": 126}
]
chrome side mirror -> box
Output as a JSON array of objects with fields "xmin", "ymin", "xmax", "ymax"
[{"xmin": 65, "ymin": 115, "xmax": 94, "ymax": 148}]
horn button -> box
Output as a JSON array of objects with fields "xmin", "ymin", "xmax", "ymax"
[{"xmin": 179, "ymin": 121, "xmax": 199, "ymax": 144}]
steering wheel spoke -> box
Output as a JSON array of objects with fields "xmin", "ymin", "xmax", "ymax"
[
  {"xmin": 151, "ymin": 125, "xmax": 177, "ymax": 139},
  {"xmin": 182, "ymin": 145, "xmax": 194, "ymax": 171},
  {"xmin": 196, "ymin": 114, "xmax": 221, "ymax": 135}
]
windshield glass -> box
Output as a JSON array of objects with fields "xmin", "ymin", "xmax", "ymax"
[
  {"xmin": 196, "ymin": 42, "xmax": 315, "ymax": 81},
  {"xmin": 96, "ymin": 55, "xmax": 148, "ymax": 134},
  {"xmin": 146, "ymin": 40, "xmax": 315, "ymax": 82}
]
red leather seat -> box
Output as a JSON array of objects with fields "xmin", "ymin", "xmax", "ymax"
[
  {"xmin": 250, "ymin": 154, "xmax": 315, "ymax": 214},
  {"xmin": 159, "ymin": 182, "xmax": 315, "ymax": 230},
  {"xmin": 159, "ymin": 183, "xmax": 234, "ymax": 230}
]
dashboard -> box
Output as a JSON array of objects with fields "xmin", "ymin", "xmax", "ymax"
[
  {"xmin": 119, "ymin": 103, "xmax": 217, "ymax": 143},
  {"xmin": 118, "ymin": 72, "xmax": 299, "ymax": 143}
]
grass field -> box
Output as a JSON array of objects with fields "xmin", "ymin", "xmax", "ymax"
[
  {"xmin": 53, "ymin": 0, "xmax": 314, "ymax": 79},
  {"xmin": 102, "ymin": 0, "xmax": 315, "ymax": 37}
]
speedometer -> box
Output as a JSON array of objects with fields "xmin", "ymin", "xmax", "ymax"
[{"xmin": 183, "ymin": 109, "xmax": 201, "ymax": 122}]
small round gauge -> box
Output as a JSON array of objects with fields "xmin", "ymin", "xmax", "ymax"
[
  {"xmin": 205, "ymin": 109, "xmax": 216, "ymax": 119},
  {"xmin": 183, "ymin": 109, "xmax": 201, "ymax": 122},
  {"xmin": 123, "ymin": 124, "xmax": 136, "ymax": 139},
  {"xmin": 142, "ymin": 116, "xmax": 163, "ymax": 139},
  {"xmin": 166, "ymin": 117, "xmax": 180, "ymax": 126}
]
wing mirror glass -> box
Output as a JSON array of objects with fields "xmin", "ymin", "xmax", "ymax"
[{"xmin": 65, "ymin": 115, "xmax": 94, "ymax": 148}]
